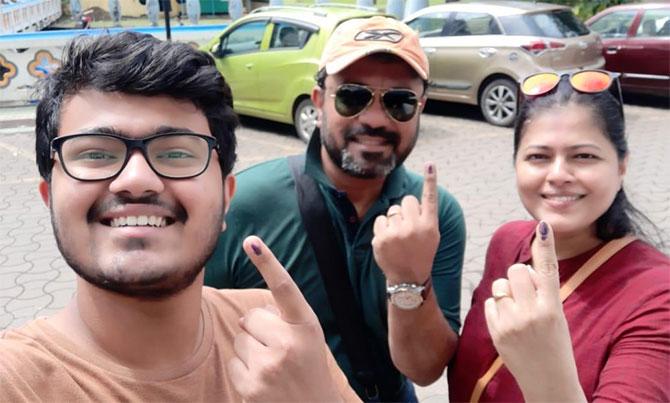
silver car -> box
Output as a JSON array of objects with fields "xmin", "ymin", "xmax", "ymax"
[{"xmin": 405, "ymin": 1, "xmax": 604, "ymax": 126}]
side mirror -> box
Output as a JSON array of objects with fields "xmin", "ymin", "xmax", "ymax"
[{"xmin": 212, "ymin": 39, "xmax": 226, "ymax": 58}]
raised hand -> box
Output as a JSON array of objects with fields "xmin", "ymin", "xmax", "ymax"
[
  {"xmin": 484, "ymin": 221, "xmax": 585, "ymax": 401},
  {"xmin": 227, "ymin": 236, "xmax": 343, "ymax": 402},
  {"xmin": 372, "ymin": 162, "xmax": 440, "ymax": 285}
]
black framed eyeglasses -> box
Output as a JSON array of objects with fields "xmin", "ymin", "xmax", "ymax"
[
  {"xmin": 330, "ymin": 83, "xmax": 422, "ymax": 123},
  {"xmin": 50, "ymin": 132, "xmax": 219, "ymax": 181},
  {"xmin": 518, "ymin": 70, "xmax": 624, "ymax": 120}
]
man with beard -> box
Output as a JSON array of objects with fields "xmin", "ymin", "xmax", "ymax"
[
  {"xmin": 0, "ymin": 32, "xmax": 359, "ymax": 402},
  {"xmin": 205, "ymin": 16, "xmax": 466, "ymax": 401}
]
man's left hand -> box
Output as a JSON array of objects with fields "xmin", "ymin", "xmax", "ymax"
[{"xmin": 372, "ymin": 162, "xmax": 440, "ymax": 284}]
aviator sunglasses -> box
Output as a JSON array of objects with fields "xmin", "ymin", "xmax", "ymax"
[
  {"xmin": 330, "ymin": 83, "xmax": 422, "ymax": 122},
  {"xmin": 519, "ymin": 70, "xmax": 624, "ymax": 118}
]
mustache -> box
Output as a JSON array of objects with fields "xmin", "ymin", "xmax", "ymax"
[
  {"xmin": 87, "ymin": 194, "xmax": 187, "ymax": 223},
  {"xmin": 343, "ymin": 124, "xmax": 400, "ymax": 146}
]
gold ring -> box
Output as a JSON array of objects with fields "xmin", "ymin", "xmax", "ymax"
[{"xmin": 492, "ymin": 291, "xmax": 511, "ymax": 301}]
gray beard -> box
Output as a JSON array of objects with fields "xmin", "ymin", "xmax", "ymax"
[{"xmin": 340, "ymin": 148, "xmax": 396, "ymax": 178}]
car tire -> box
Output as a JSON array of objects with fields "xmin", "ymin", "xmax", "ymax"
[
  {"xmin": 480, "ymin": 78, "xmax": 517, "ymax": 127},
  {"xmin": 294, "ymin": 98, "xmax": 317, "ymax": 143}
]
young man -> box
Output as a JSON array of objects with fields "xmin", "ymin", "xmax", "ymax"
[
  {"xmin": 0, "ymin": 32, "xmax": 358, "ymax": 402},
  {"xmin": 206, "ymin": 16, "xmax": 466, "ymax": 401}
]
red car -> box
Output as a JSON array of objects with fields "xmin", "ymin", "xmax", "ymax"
[{"xmin": 586, "ymin": 3, "xmax": 669, "ymax": 98}]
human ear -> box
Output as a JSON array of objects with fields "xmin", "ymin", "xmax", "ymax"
[
  {"xmin": 619, "ymin": 153, "xmax": 628, "ymax": 176},
  {"xmin": 38, "ymin": 180, "xmax": 50, "ymax": 207},
  {"xmin": 221, "ymin": 175, "xmax": 236, "ymax": 232},
  {"xmin": 311, "ymin": 86, "xmax": 324, "ymax": 128}
]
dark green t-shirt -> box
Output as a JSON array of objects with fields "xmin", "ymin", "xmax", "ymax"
[{"xmin": 206, "ymin": 136, "xmax": 466, "ymax": 399}]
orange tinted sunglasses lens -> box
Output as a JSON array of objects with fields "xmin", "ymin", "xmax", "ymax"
[
  {"xmin": 570, "ymin": 71, "xmax": 612, "ymax": 93},
  {"xmin": 521, "ymin": 73, "xmax": 560, "ymax": 96}
]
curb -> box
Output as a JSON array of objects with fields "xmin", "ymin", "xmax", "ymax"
[{"xmin": 0, "ymin": 119, "xmax": 35, "ymax": 130}]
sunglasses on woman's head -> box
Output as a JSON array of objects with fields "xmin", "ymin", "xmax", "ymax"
[
  {"xmin": 330, "ymin": 83, "xmax": 422, "ymax": 123},
  {"xmin": 519, "ymin": 70, "xmax": 624, "ymax": 119}
]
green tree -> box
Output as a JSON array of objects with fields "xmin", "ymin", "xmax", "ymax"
[{"xmin": 540, "ymin": 0, "xmax": 640, "ymax": 20}]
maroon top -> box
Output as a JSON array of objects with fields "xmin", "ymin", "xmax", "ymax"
[{"xmin": 448, "ymin": 221, "xmax": 670, "ymax": 402}]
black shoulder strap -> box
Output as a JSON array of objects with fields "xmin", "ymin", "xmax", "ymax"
[{"xmin": 288, "ymin": 155, "xmax": 388, "ymax": 401}]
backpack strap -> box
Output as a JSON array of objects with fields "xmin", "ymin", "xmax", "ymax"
[{"xmin": 288, "ymin": 155, "xmax": 396, "ymax": 401}]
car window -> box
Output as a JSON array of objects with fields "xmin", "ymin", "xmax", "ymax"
[
  {"xmin": 453, "ymin": 12, "xmax": 501, "ymax": 35},
  {"xmin": 221, "ymin": 20, "xmax": 267, "ymax": 56},
  {"xmin": 499, "ymin": 9, "xmax": 590, "ymax": 38},
  {"xmin": 406, "ymin": 12, "xmax": 452, "ymax": 38},
  {"xmin": 269, "ymin": 22, "xmax": 312, "ymax": 49},
  {"xmin": 636, "ymin": 9, "xmax": 670, "ymax": 38},
  {"xmin": 588, "ymin": 10, "xmax": 637, "ymax": 38}
]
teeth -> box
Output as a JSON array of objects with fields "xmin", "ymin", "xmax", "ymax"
[
  {"xmin": 546, "ymin": 195, "xmax": 580, "ymax": 202},
  {"xmin": 110, "ymin": 215, "xmax": 167, "ymax": 228}
]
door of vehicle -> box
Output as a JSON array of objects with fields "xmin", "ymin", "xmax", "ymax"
[
  {"xmin": 250, "ymin": 19, "xmax": 319, "ymax": 121},
  {"xmin": 212, "ymin": 19, "xmax": 270, "ymax": 114},
  {"xmin": 588, "ymin": 9, "xmax": 640, "ymax": 76},
  {"xmin": 616, "ymin": 8, "xmax": 670, "ymax": 95},
  {"xmin": 409, "ymin": 11, "xmax": 502, "ymax": 104}
]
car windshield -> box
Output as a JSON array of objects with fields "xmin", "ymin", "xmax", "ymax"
[{"xmin": 499, "ymin": 9, "xmax": 590, "ymax": 38}]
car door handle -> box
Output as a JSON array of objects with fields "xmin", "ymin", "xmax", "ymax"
[
  {"xmin": 245, "ymin": 63, "xmax": 254, "ymax": 69},
  {"xmin": 478, "ymin": 47, "xmax": 497, "ymax": 58},
  {"xmin": 423, "ymin": 47, "xmax": 436, "ymax": 54},
  {"xmin": 606, "ymin": 46, "xmax": 620, "ymax": 55}
]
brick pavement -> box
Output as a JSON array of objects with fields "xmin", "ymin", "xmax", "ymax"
[{"xmin": 0, "ymin": 102, "xmax": 668, "ymax": 400}]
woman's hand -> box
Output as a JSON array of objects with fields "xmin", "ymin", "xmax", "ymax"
[{"xmin": 484, "ymin": 221, "xmax": 586, "ymax": 402}]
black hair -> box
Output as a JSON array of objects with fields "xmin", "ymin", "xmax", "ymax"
[
  {"xmin": 35, "ymin": 31, "xmax": 238, "ymax": 181},
  {"xmin": 514, "ymin": 78, "xmax": 663, "ymax": 246},
  {"xmin": 315, "ymin": 52, "xmax": 429, "ymax": 94}
]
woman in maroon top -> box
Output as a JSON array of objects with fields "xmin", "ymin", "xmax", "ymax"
[{"xmin": 448, "ymin": 73, "xmax": 669, "ymax": 401}]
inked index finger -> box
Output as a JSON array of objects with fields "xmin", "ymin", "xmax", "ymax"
[
  {"xmin": 530, "ymin": 221, "xmax": 560, "ymax": 294},
  {"xmin": 242, "ymin": 236, "xmax": 314, "ymax": 324},
  {"xmin": 421, "ymin": 162, "xmax": 438, "ymax": 220}
]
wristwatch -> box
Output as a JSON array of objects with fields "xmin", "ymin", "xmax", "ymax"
[{"xmin": 386, "ymin": 277, "xmax": 432, "ymax": 310}]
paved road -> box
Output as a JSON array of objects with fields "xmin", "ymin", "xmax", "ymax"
[{"xmin": 0, "ymin": 100, "xmax": 668, "ymax": 400}]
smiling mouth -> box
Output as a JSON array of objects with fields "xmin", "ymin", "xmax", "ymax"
[
  {"xmin": 103, "ymin": 215, "xmax": 175, "ymax": 228},
  {"xmin": 541, "ymin": 194, "xmax": 585, "ymax": 202},
  {"xmin": 354, "ymin": 135, "xmax": 390, "ymax": 145}
]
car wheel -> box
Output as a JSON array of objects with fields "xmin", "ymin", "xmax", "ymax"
[
  {"xmin": 294, "ymin": 98, "xmax": 317, "ymax": 143},
  {"xmin": 480, "ymin": 78, "xmax": 517, "ymax": 127}
]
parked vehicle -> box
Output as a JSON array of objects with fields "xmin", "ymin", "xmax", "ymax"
[
  {"xmin": 586, "ymin": 3, "xmax": 670, "ymax": 98},
  {"xmin": 202, "ymin": 5, "xmax": 384, "ymax": 142},
  {"xmin": 404, "ymin": 1, "xmax": 604, "ymax": 126}
]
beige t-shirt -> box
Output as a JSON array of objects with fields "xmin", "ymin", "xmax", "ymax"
[{"xmin": 0, "ymin": 287, "xmax": 359, "ymax": 402}]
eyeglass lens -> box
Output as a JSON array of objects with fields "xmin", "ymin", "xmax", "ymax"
[
  {"xmin": 334, "ymin": 84, "xmax": 419, "ymax": 122},
  {"xmin": 569, "ymin": 71, "xmax": 612, "ymax": 93},
  {"xmin": 521, "ymin": 73, "xmax": 560, "ymax": 96},
  {"xmin": 58, "ymin": 134, "xmax": 213, "ymax": 180},
  {"xmin": 522, "ymin": 71, "xmax": 614, "ymax": 97}
]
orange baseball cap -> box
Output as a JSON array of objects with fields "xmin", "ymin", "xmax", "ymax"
[{"xmin": 319, "ymin": 16, "xmax": 429, "ymax": 80}]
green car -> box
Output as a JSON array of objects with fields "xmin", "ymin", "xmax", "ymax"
[{"xmin": 202, "ymin": 5, "xmax": 385, "ymax": 142}]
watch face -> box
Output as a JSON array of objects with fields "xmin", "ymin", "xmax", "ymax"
[{"xmin": 390, "ymin": 291, "xmax": 423, "ymax": 310}]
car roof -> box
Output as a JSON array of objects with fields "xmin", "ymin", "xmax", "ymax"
[
  {"xmin": 595, "ymin": 2, "xmax": 670, "ymax": 12},
  {"xmin": 248, "ymin": 4, "xmax": 383, "ymax": 23},
  {"xmin": 405, "ymin": 1, "xmax": 570, "ymax": 18}
]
